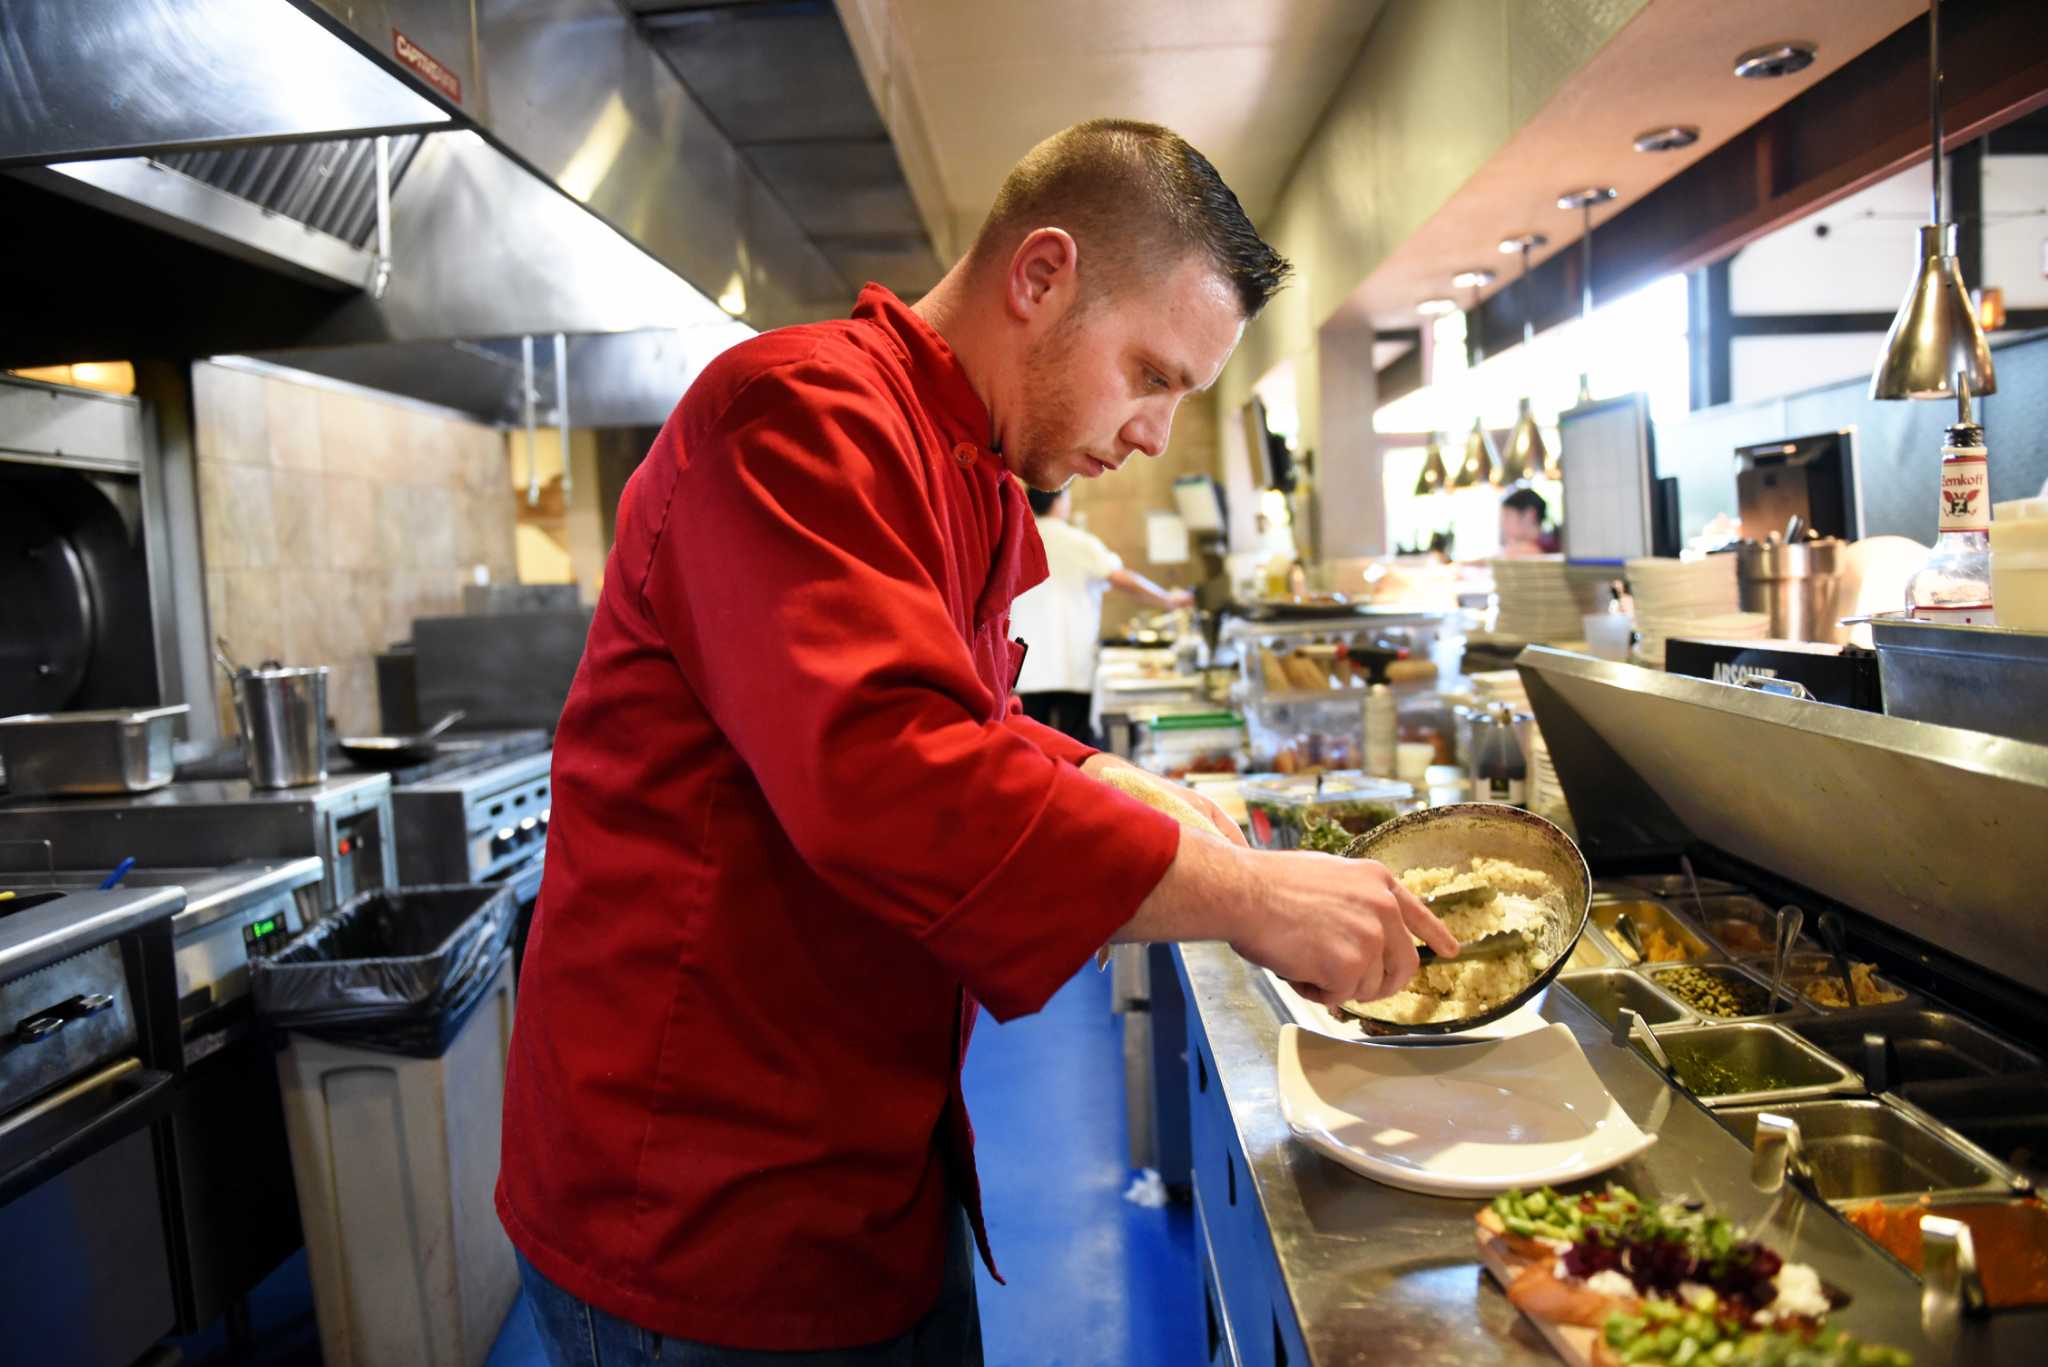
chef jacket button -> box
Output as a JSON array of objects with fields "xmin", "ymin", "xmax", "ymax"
[{"xmin": 952, "ymin": 442, "xmax": 977, "ymax": 468}]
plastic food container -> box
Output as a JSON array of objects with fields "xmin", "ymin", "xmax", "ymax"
[
  {"xmin": 1647, "ymin": 962, "xmax": 1804, "ymax": 1021},
  {"xmin": 1693, "ymin": 895, "xmax": 1819, "ymax": 958},
  {"xmin": 1241, "ymin": 772, "xmax": 1419, "ymax": 852},
  {"xmin": 1843, "ymin": 1197, "xmax": 2048, "ymax": 1308},
  {"xmin": 1134, "ymin": 712, "xmax": 1246, "ymax": 781},
  {"xmin": 1591, "ymin": 901, "xmax": 1717, "ymax": 965},
  {"xmin": 1640, "ymin": 1022, "xmax": 1861, "ymax": 1108},
  {"xmin": 1990, "ymin": 497, "xmax": 2048, "ymax": 631},
  {"xmin": 1242, "ymin": 694, "xmax": 1363, "ymax": 775},
  {"xmin": 1557, "ymin": 967, "xmax": 1691, "ymax": 1028}
]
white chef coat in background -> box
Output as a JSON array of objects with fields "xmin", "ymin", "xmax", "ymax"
[{"xmin": 1012, "ymin": 516, "xmax": 1123, "ymax": 694}]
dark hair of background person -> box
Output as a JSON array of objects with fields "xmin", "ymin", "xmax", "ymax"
[
  {"xmin": 1026, "ymin": 487, "xmax": 1063, "ymax": 517},
  {"xmin": 967, "ymin": 118, "xmax": 1293, "ymax": 320},
  {"xmin": 1501, "ymin": 487, "xmax": 1548, "ymax": 523}
]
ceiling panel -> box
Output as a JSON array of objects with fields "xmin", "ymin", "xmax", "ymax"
[
  {"xmin": 910, "ymin": 37, "xmax": 1369, "ymax": 221},
  {"xmin": 887, "ymin": 0, "xmax": 1388, "ymax": 223}
]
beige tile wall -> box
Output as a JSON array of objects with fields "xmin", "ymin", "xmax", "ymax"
[
  {"xmin": 192, "ymin": 362, "xmax": 518, "ymax": 736},
  {"xmin": 1065, "ymin": 396, "xmax": 1221, "ymax": 636}
]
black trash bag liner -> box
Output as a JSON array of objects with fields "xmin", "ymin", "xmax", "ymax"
[
  {"xmin": 252, "ymin": 885, "xmax": 514, "ymax": 1036},
  {"xmin": 292, "ymin": 950, "xmax": 513, "ymax": 1059}
]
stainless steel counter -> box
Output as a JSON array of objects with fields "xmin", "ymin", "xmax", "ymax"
[{"xmin": 1175, "ymin": 942, "xmax": 2035, "ymax": 1367}]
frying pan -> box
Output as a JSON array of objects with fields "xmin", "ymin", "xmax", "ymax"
[
  {"xmin": 338, "ymin": 710, "xmax": 464, "ymax": 768},
  {"xmin": 1338, "ymin": 803, "xmax": 1592, "ymax": 1036}
]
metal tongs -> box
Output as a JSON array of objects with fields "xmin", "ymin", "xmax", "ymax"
[{"xmin": 1414, "ymin": 880, "xmax": 1529, "ymax": 963}]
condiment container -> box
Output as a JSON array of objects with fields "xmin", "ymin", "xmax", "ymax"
[
  {"xmin": 1134, "ymin": 712, "xmax": 1245, "ymax": 781},
  {"xmin": 1990, "ymin": 496, "xmax": 2048, "ymax": 630},
  {"xmin": 1241, "ymin": 772, "xmax": 1419, "ymax": 852}
]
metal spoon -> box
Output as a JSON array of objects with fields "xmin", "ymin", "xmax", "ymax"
[
  {"xmin": 1816, "ymin": 910, "xmax": 1860, "ymax": 1009},
  {"xmin": 1770, "ymin": 904, "xmax": 1804, "ymax": 1015},
  {"xmin": 1679, "ymin": 854, "xmax": 1709, "ymax": 923}
]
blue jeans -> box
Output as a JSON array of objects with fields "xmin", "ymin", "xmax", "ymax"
[{"xmin": 515, "ymin": 1208, "xmax": 983, "ymax": 1367}]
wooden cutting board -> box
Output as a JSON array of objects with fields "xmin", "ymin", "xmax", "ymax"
[{"xmin": 1476, "ymin": 1220, "xmax": 1600, "ymax": 1367}]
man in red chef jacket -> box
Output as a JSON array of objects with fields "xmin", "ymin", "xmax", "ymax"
[{"xmin": 498, "ymin": 119, "xmax": 1456, "ymax": 1365}]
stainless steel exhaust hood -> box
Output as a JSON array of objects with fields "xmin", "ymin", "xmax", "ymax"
[{"xmin": 2, "ymin": 0, "xmax": 924, "ymax": 341}]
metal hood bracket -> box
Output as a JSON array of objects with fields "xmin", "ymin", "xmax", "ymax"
[{"xmin": 1518, "ymin": 647, "xmax": 2048, "ymax": 998}]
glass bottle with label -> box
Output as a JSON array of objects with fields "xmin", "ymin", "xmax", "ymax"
[
  {"xmin": 1472, "ymin": 703, "xmax": 1526, "ymax": 808},
  {"xmin": 1906, "ymin": 381, "xmax": 1995, "ymax": 625}
]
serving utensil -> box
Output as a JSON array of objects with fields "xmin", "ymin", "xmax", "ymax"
[
  {"xmin": 1613, "ymin": 1005, "xmax": 1673, "ymax": 1077},
  {"xmin": 1816, "ymin": 910, "xmax": 1860, "ymax": 1009},
  {"xmin": 1417, "ymin": 927, "xmax": 1530, "ymax": 964},
  {"xmin": 1769, "ymin": 904, "xmax": 1805, "ymax": 1014}
]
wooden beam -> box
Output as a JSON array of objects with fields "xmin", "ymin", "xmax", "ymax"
[{"xmin": 1471, "ymin": 0, "xmax": 2048, "ymax": 362}]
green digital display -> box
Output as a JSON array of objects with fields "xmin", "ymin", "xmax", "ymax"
[{"xmin": 243, "ymin": 916, "xmax": 283, "ymax": 949}]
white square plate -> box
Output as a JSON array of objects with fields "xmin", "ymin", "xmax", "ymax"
[
  {"xmin": 1263, "ymin": 969, "xmax": 1552, "ymax": 1045},
  {"xmin": 1276, "ymin": 1021, "xmax": 1656, "ymax": 1196}
]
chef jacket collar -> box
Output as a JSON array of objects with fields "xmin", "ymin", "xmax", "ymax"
[{"xmin": 854, "ymin": 284, "xmax": 999, "ymax": 466}]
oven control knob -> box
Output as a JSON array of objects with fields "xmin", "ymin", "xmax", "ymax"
[
  {"xmin": 518, "ymin": 816, "xmax": 539, "ymax": 843},
  {"xmin": 538, "ymin": 808, "xmax": 551, "ymax": 829},
  {"xmin": 492, "ymin": 826, "xmax": 517, "ymax": 856}
]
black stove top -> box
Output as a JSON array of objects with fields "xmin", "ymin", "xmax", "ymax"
[{"xmin": 174, "ymin": 729, "xmax": 549, "ymax": 787}]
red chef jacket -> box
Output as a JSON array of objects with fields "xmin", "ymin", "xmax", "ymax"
[{"xmin": 496, "ymin": 284, "xmax": 1184, "ymax": 1351}]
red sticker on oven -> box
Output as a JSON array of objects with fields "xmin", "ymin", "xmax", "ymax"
[{"xmin": 393, "ymin": 29, "xmax": 461, "ymax": 104}]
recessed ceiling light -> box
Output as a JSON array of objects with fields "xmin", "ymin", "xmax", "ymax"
[
  {"xmin": 1416, "ymin": 298, "xmax": 1459, "ymax": 317},
  {"xmin": 1733, "ymin": 42, "xmax": 1816, "ymax": 79},
  {"xmin": 1633, "ymin": 125, "xmax": 1700, "ymax": 153},
  {"xmin": 1557, "ymin": 186, "xmax": 1618, "ymax": 212},
  {"xmin": 1498, "ymin": 233, "xmax": 1548, "ymax": 255},
  {"xmin": 1451, "ymin": 269, "xmax": 1496, "ymax": 290}
]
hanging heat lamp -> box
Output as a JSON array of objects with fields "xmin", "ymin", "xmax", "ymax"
[
  {"xmin": 1556, "ymin": 185, "xmax": 1617, "ymax": 406},
  {"xmin": 1449, "ymin": 269, "xmax": 1499, "ymax": 488},
  {"xmin": 1869, "ymin": 0, "xmax": 1995, "ymax": 400},
  {"xmin": 1413, "ymin": 431, "xmax": 1450, "ymax": 497},
  {"xmin": 1496, "ymin": 231, "xmax": 1550, "ymax": 485}
]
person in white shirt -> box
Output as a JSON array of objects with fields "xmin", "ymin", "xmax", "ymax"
[{"xmin": 1012, "ymin": 485, "xmax": 1194, "ymax": 745}]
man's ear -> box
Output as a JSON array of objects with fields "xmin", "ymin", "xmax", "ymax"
[{"xmin": 1005, "ymin": 228, "xmax": 1079, "ymax": 323}]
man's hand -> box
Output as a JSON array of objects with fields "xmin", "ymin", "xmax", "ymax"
[
  {"xmin": 1080, "ymin": 752, "xmax": 1248, "ymax": 849},
  {"xmin": 1228, "ymin": 849, "xmax": 1459, "ymax": 1008}
]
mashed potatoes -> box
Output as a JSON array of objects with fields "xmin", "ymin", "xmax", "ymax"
[{"xmin": 1346, "ymin": 857, "xmax": 1565, "ymax": 1026}]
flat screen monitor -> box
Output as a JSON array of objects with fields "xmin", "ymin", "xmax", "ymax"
[
  {"xmin": 1560, "ymin": 392, "xmax": 1659, "ymax": 566},
  {"xmin": 1735, "ymin": 430, "xmax": 1859, "ymax": 541},
  {"xmin": 1173, "ymin": 475, "xmax": 1226, "ymax": 535}
]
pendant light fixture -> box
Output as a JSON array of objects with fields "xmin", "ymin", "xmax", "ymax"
[
  {"xmin": 1449, "ymin": 269, "xmax": 1499, "ymax": 488},
  {"xmin": 1497, "ymin": 232, "xmax": 1550, "ymax": 485},
  {"xmin": 1413, "ymin": 431, "xmax": 1450, "ymax": 497},
  {"xmin": 1557, "ymin": 186, "xmax": 1617, "ymax": 405},
  {"xmin": 1869, "ymin": 0, "xmax": 1995, "ymax": 400}
]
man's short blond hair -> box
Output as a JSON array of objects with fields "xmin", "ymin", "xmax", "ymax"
[{"xmin": 967, "ymin": 119, "xmax": 1290, "ymax": 320}]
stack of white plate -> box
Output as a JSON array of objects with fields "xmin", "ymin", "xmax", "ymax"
[
  {"xmin": 1626, "ymin": 556, "xmax": 1770, "ymax": 667},
  {"xmin": 1491, "ymin": 558, "xmax": 1599, "ymax": 642}
]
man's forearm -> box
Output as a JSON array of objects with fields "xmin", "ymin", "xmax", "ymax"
[
  {"xmin": 1107, "ymin": 567, "xmax": 1180, "ymax": 610},
  {"xmin": 1112, "ymin": 830, "xmax": 1250, "ymax": 945}
]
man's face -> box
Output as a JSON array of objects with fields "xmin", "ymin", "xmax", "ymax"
[
  {"xmin": 1006, "ymin": 254, "xmax": 1244, "ymax": 493},
  {"xmin": 1501, "ymin": 505, "xmax": 1539, "ymax": 548}
]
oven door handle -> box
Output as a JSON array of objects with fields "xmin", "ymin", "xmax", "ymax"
[
  {"xmin": 506, "ymin": 855, "xmax": 545, "ymax": 906},
  {"xmin": 0, "ymin": 1057, "xmax": 177, "ymax": 1206}
]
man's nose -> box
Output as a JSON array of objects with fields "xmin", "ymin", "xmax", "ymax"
[{"xmin": 1123, "ymin": 406, "xmax": 1173, "ymax": 459}]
